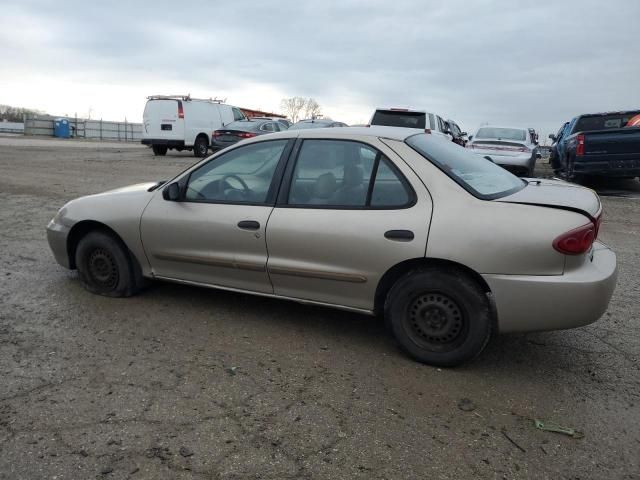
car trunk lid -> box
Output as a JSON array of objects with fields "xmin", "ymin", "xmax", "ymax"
[
  {"xmin": 494, "ymin": 179, "xmax": 601, "ymax": 219},
  {"xmin": 469, "ymin": 140, "xmax": 530, "ymax": 157}
]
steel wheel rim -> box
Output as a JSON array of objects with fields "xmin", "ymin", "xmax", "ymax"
[
  {"xmin": 405, "ymin": 292, "xmax": 467, "ymax": 351},
  {"xmin": 87, "ymin": 247, "xmax": 119, "ymax": 289}
]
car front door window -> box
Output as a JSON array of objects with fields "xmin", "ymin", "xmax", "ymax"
[{"xmin": 185, "ymin": 140, "xmax": 287, "ymax": 204}]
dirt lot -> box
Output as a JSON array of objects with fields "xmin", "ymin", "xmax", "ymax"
[{"xmin": 1, "ymin": 136, "xmax": 639, "ymax": 480}]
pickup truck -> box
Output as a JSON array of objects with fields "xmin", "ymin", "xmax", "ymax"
[{"xmin": 549, "ymin": 110, "xmax": 640, "ymax": 181}]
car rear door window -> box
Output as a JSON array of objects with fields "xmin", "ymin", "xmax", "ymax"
[
  {"xmin": 370, "ymin": 158, "xmax": 412, "ymax": 207},
  {"xmin": 286, "ymin": 140, "xmax": 414, "ymax": 209}
]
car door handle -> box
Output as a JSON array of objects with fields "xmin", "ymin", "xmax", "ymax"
[
  {"xmin": 238, "ymin": 220, "xmax": 260, "ymax": 230},
  {"xmin": 384, "ymin": 230, "xmax": 414, "ymax": 241}
]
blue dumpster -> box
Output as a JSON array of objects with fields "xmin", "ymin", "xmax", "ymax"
[{"xmin": 54, "ymin": 118, "xmax": 70, "ymax": 138}]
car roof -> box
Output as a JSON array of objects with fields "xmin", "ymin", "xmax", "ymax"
[
  {"xmin": 475, "ymin": 125, "xmax": 528, "ymax": 132},
  {"xmin": 243, "ymin": 126, "xmax": 421, "ymax": 142},
  {"xmin": 375, "ymin": 107, "xmax": 428, "ymax": 114}
]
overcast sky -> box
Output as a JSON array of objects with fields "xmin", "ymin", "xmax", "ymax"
[{"xmin": 1, "ymin": 0, "xmax": 639, "ymax": 138}]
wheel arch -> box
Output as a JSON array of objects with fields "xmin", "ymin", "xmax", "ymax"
[
  {"xmin": 195, "ymin": 132, "xmax": 210, "ymax": 145},
  {"xmin": 66, "ymin": 221, "xmax": 143, "ymax": 281},
  {"xmin": 374, "ymin": 257, "xmax": 492, "ymax": 316}
]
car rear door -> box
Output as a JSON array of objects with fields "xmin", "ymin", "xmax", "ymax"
[
  {"xmin": 265, "ymin": 137, "xmax": 432, "ymax": 311},
  {"xmin": 142, "ymin": 99, "xmax": 185, "ymax": 142},
  {"xmin": 140, "ymin": 139, "xmax": 293, "ymax": 293}
]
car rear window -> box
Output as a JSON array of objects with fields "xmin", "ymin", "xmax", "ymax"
[
  {"xmin": 574, "ymin": 112, "xmax": 640, "ymax": 132},
  {"xmin": 406, "ymin": 134, "xmax": 525, "ymax": 199},
  {"xmin": 371, "ymin": 110, "xmax": 426, "ymax": 129},
  {"xmin": 289, "ymin": 121, "xmax": 332, "ymax": 130},
  {"xmin": 475, "ymin": 128, "xmax": 526, "ymax": 141},
  {"xmin": 225, "ymin": 121, "xmax": 261, "ymax": 131}
]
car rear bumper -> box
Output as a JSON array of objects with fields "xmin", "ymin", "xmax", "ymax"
[
  {"xmin": 211, "ymin": 139, "xmax": 240, "ymax": 149},
  {"xmin": 574, "ymin": 157, "xmax": 640, "ymax": 177},
  {"xmin": 46, "ymin": 218, "xmax": 72, "ymax": 269},
  {"xmin": 141, "ymin": 139, "xmax": 186, "ymax": 147},
  {"xmin": 483, "ymin": 241, "xmax": 617, "ymax": 333}
]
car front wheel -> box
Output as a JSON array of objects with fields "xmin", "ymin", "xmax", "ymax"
[
  {"xmin": 385, "ymin": 267, "xmax": 493, "ymax": 367},
  {"xmin": 75, "ymin": 231, "xmax": 138, "ymax": 297}
]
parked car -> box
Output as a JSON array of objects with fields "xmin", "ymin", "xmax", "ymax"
[
  {"xmin": 250, "ymin": 117, "xmax": 292, "ymax": 130},
  {"xmin": 446, "ymin": 119, "xmax": 468, "ymax": 147},
  {"xmin": 211, "ymin": 119, "xmax": 286, "ymax": 150},
  {"xmin": 47, "ymin": 126, "xmax": 617, "ymax": 367},
  {"xmin": 289, "ymin": 119, "xmax": 348, "ymax": 130},
  {"xmin": 549, "ymin": 110, "xmax": 640, "ymax": 181},
  {"xmin": 141, "ymin": 95, "xmax": 247, "ymax": 157},
  {"xmin": 549, "ymin": 122, "xmax": 570, "ymax": 169},
  {"xmin": 467, "ymin": 126, "xmax": 541, "ymax": 176},
  {"xmin": 369, "ymin": 107, "xmax": 453, "ymax": 140}
]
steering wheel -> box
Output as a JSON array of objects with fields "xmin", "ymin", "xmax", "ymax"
[{"xmin": 221, "ymin": 174, "xmax": 250, "ymax": 193}]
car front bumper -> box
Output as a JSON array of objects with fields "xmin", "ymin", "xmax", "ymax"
[
  {"xmin": 483, "ymin": 241, "xmax": 617, "ymax": 333},
  {"xmin": 46, "ymin": 218, "xmax": 72, "ymax": 269}
]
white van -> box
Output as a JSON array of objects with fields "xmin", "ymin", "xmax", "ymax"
[
  {"xmin": 369, "ymin": 107, "xmax": 453, "ymax": 140},
  {"xmin": 141, "ymin": 95, "xmax": 247, "ymax": 156}
]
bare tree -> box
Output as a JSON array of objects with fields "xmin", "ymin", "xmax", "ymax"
[
  {"xmin": 303, "ymin": 98, "xmax": 321, "ymax": 119},
  {"xmin": 280, "ymin": 97, "xmax": 322, "ymax": 123},
  {"xmin": 280, "ymin": 97, "xmax": 307, "ymax": 123}
]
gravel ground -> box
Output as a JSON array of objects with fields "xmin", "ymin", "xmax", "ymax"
[{"xmin": 1, "ymin": 137, "xmax": 639, "ymax": 480}]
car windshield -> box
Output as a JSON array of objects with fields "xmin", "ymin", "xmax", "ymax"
[
  {"xmin": 406, "ymin": 134, "xmax": 525, "ymax": 199},
  {"xmin": 475, "ymin": 127, "xmax": 526, "ymax": 141},
  {"xmin": 372, "ymin": 110, "xmax": 426, "ymax": 129}
]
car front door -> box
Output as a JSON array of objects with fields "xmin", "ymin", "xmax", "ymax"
[
  {"xmin": 265, "ymin": 138, "xmax": 432, "ymax": 311},
  {"xmin": 140, "ymin": 139, "xmax": 292, "ymax": 293}
]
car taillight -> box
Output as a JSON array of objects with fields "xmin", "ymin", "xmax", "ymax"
[
  {"xmin": 594, "ymin": 212, "xmax": 603, "ymax": 238},
  {"xmin": 177, "ymin": 100, "xmax": 184, "ymax": 119},
  {"xmin": 553, "ymin": 223, "xmax": 595, "ymax": 255},
  {"xmin": 213, "ymin": 131, "xmax": 221, "ymax": 137},
  {"xmin": 576, "ymin": 134, "xmax": 585, "ymax": 156},
  {"xmin": 237, "ymin": 132, "xmax": 256, "ymax": 138}
]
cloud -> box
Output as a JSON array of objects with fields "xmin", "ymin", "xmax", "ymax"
[{"xmin": 1, "ymin": 0, "xmax": 639, "ymax": 135}]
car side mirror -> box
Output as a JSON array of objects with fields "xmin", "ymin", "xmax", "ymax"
[
  {"xmin": 549, "ymin": 134, "xmax": 556, "ymax": 141},
  {"xmin": 536, "ymin": 153, "xmax": 542, "ymax": 159},
  {"xmin": 468, "ymin": 135, "xmax": 473, "ymax": 141},
  {"xmin": 162, "ymin": 182, "xmax": 181, "ymax": 201}
]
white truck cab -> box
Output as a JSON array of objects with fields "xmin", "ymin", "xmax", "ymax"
[
  {"xmin": 141, "ymin": 95, "xmax": 246, "ymax": 156},
  {"xmin": 369, "ymin": 107, "xmax": 453, "ymax": 140}
]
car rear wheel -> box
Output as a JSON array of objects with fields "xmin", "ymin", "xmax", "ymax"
[
  {"xmin": 75, "ymin": 231, "xmax": 138, "ymax": 297},
  {"xmin": 385, "ymin": 267, "xmax": 492, "ymax": 367},
  {"xmin": 152, "ymin": 145, "xmax": 167, "ymax": 156},
  {"xmin": 193, "ymin": 135, "xmax": 209, "ymax": 157}
]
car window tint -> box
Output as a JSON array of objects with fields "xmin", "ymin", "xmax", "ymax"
[
  {"xmin": 370, "ymin": 158, "xmax": 411, "ymax": 207},
  {"xmin": 407, "ymin": 134, "xmax": 525, "ymax": 199},
  {"xmin": 185, "ymin": 140, "xmax": 287, "ymax": 203},
  {"xmin": 372, "ymin": 111, "xmax": 426, "ymax": 129},
  {"xmin": 288, "ymin": 140, "xmax": 376, "ymax": 207},
  {"xmin": 261, "ymin": 122, "xmax": 276, "ymax": 132}
]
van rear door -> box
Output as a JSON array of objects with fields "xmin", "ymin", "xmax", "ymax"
[{"xmin": 142, "ymin": 100, "xmax": 185, "ymax": 142}]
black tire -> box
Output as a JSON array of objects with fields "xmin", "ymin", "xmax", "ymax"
[
  {"xmin": 152, "ymin": 145, "xmax": 167, "ymax": 156},
  {"xmin": 384, "ymin": 267, "xmax": 492, "ymax": 367},
  {"xmin": 193, "ymin": 135, "xmax": 209, "ymax": 157},
  {"xmin": 75, "ymin": 231, "xmax": 139, "ymax": 297}
]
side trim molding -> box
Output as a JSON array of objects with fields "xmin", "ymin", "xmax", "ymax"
[
  {"xmin": 268, "ymin": 266, "xmax": 367, "ymax": 283},
  {"xmin": 152, "ymin": 252, "xmax": 266, "ymax": 272}
]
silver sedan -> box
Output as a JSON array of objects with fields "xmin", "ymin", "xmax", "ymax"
[{"xmin": 47, "ymin": 127, "xmax": 617, "ymax": 366}]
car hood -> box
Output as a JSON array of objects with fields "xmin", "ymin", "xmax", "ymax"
[
  {"xmin": 100, "ymin": 182, "xmax": 159, "ymax": 196},
  {"xmin": 496, "ymin": 179, "xmax": 601, "ymax": 218}
]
